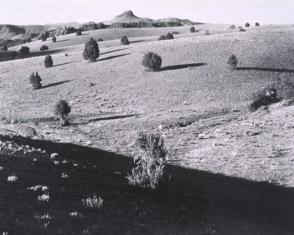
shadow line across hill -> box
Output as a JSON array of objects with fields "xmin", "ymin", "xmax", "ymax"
[{"xmin": 0, "ymin": 135, "xmax": 294, "ymax": 234}]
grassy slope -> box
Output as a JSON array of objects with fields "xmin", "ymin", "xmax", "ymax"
[{"xmin": 0, "ymin": 24, "xmax": 294, "ymax": 186}]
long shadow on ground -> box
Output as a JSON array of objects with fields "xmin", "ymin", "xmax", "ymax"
[
  {"xmin": 98, "ymin": 53, "xmax": 131, "ymax": 62},
  {"xmin": 73, "ymin": 114, "xmax": 140, "ymax": 125},
  {"xmin": 40, "ymin": 80, "xmax": 72, "ymax": 90},
  {"xmin": 53, "ymin": 61, "xmax": 78, "ymax": 67},
  {"xmin": 100, "ymin": 48, "xmax": 131, "ymax": 56},
  {"xmin": 161, "ymin": 63, "xmax": 207, "ymax": 71},
  {"xmin": 0, "ymin": 135, "xmax": 294, "ymax": 234},
  {"xmin": 237, "ymin": 67, "xmax": 294, "ymax": 73}
]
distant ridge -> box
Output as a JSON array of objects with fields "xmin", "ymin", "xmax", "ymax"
[{"xmin": 0, "ymin": 10, "xmax": 200, "ymax": 40}]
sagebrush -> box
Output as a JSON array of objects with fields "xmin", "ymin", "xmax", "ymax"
[
  {"xmin": 142, "ymin": 52, "xmax": 162, "ymax": 71},
  {"xmin": 44, "ymin": 55, "xmax": 53, "ymax": 68},
  {"xmin": 121, "ymin": 36, "xmax": 129, "ymax": 45},
  {"xmin": 29, "ymin": 72, "xmax": 42, "ymax": 90},
  {"xmin": 19, "ymin": 46, "xmax": 30, "ymax": 56},
  {"xmin": 227, "ymin": 54, "xmax": 238, "ymax": 70},
  {"xmin": 54, "ymin": 100, "xmax": 71, "ymax": 126},
  {"xmin": 40, "ymin": 45, "xmax": 49, "ymax": 51},
  {"xmin": 126, "ymin": 133, "xmax": 168, "ymax": 189},
  {"xmin": 83, "ymin": 38, "xmax": 99, "ymax": 62}
]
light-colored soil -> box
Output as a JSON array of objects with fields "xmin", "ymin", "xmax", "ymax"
[{"xmin": 1, "ymin": 24, "xmax": 294, "ymax": 187}]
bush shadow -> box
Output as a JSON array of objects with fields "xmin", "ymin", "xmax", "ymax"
[
  {"xmin": 40, "ymin": 80, "xmax": 72, "ymax": 90},
  {"xmin": 98, "ymin": 53, "xmax": 131, "ymax": 62},
  {"xmin": 100, "ymin": 47, "xmax": 131, "ymax": 56},
  {"xmin": 161, "ymin": 63, "xmax": 207, "ymax": 71}
]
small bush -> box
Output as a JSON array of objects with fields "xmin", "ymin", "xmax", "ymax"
[
  {"xmin": 29, "ymin": 72, "xmax": 42, "ymax": 90},
  {"xmin": 205, "ymin": 30, "xmax": 210, "ymax": 35},
  {"xmin": 239, "ymin": 28, "xmax": 246, "ymax": 32},
  {"xmin": 165, "ymin": 32, "xmax": 174, "ymax": 40},
  {"xmin": 190, "ymin": 26, "xmax": 196, "ymax": 33},
  {"xmin": 40, "ymin": 45, "xmax": 49, "ymax": 51},
  {"xmin": 255, "ymin": 22, "xmax": 260, "ymax": 27},
  {"xmin": 76, "ymin": 29, "xmax": 82, "ymax": 36},
  {"xmin": 54, "ymin": 100, "xmax": 71, "ymax": 126},
  {"xmin": 19, "ymin": 46, "xmax": 30, "ymax": 56},
  {"xmin": 83, "ymin": 38, "xmax": 99, "ymax": 62},
  {"xmin": 230, "ymin": 25, "xmax": 236, "ymax": 29},
  {"xmin": 172, "ymin": 31, "xmax": 180, "ymax": 35},
  {"xmin": 227, "ymin": 54, "xmax": 238, "ymax": 70},
  {"xmin": 245, "ymin": 22, "xmax": 250, "ymax": 27},
  {"xmin": 44, "ymin": 54, "xmax": 53, "ymax": 68},
  {"xmin": 0, "ymin": 43, "xmax": 8, "ymax": 52},
  {"xmin": 142, "ymin": 52, "xmax": 162, "ymax": 71},
  {"xmin": 52, "ymin": 36, "xmax": 57, "ymax": 43},
  {"xmin": 121, "ymin": 36, "xmax": 129, "ymax": 45},
  {"xmin": 249, "ymin": 86, "xmax": 281, "ymax": 112},
  {"xmin": 158, "ymin": 35, "xmax": 166, "ymax": 41},
  {"xmin": 126, "ymin": 133, "xmax": 168, "ymax": 189},
  {"xmin": 97, "ymin": 38, "xmax": 103, "ymax": 42}
]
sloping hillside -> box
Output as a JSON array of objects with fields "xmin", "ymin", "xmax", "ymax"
[{"xmin": 0, "ymin": 24, "xmax": 294, "ymax": 189}]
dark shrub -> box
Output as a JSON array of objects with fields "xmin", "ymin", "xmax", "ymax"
[
  {"xmin": 205, "ymin": 30, "xmax": 210, "ymax": 35},
  {"xmin": 239, "ymin": 28, "xmax": 246, "ymax": 32},
  {"xmin": 126, "ymin": 132, "xmax": 168, "ymax": 189},
  {"xmin": 44, "ymin": 54, "xmax": 53, "ymax": 68},
  {"xmin": 158, "ymin": 35, "xmax": 166, "ymax": 41},
  {"xmin": 39, "ymin": 31, "xmax": 49, "ymax": 41},
  {"xmin": 172, "ymin": 31, "xmax": 180, "ymax": 34},
  {"xmin": 165, "ymin": 32, "xmax": 174, "ymax": 40},
  {"xmin": 29, "ymin": 72, "xmax": 42, "ymax": 90},
  {"xmin": 142, "ymin": 52, "xmax": 162, "ymax": 71},
  {"xmin": 83, "ymin": 38, "xmax": 99, "ymax": 62},
  {"xmin": 52, "ymin": 36, "xmax": 57, "ymax": 43},
  {"xmin": 19, "ymin": 46, "xmax": 30, "ymax": 56},
  {"xmin": 190, "ymin": 26, "xmax": 196, "ymax": 33},
  {"xmin": 0, "ymin": 43, "xmax": 8, "ymax": 52},
  {"xmin": 121, "ymin": 36, "xmax": 129, "ymax": 45},
  {"xmin": 249, "ymin": 86, "xmax": 281, "ymax": 112},
  {"xmin": 227, "ymin": 54, "xmax": 238, "ymax": 70},
  {"xmin": 40, "ymin": 45, "xmax": 49, "ymax": 51},
  {"xmin": 97, "ymin": 38, "xmax": 103, "ymax": 42},
  {"xmin": 54, "ymin": 100, "xmax": 71, "ymax": 126},
  {"xmin": 76, "ymin": 29, "xmax": 82, "ymax": 36},
  {"xmin": 230, "ymin": 25, "xmax": 236, "ymax": 29},
  {"xmin": 245, "ymin": 22, "xmax": 250, "ymax": 27},
  {"xmin": 255, "ymin": 22, "xmax": 260, "ymax": 27}
]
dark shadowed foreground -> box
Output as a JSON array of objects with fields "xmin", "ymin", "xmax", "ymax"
[{"xmin": 0, "ymin": 135, "xmax": 294, "ymax": 235}]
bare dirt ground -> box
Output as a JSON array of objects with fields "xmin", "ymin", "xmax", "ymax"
[{"xmin": 1, "ymin": 24, "xmax": 294, "ymax": 188}]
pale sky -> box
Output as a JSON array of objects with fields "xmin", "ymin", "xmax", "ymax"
[{"xmin": 0, "ymin": 0, "xmax": 294, "ymax": 25}]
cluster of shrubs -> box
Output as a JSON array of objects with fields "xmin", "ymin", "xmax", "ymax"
[
  {"xmin": 158, "ymin": 32, "xmax": 174, "ymax": 41},
  {"xmin": 120, "ymin": 36, "xmax": 129, "ymax": 45},
  {"xmin": 52, "ymin": 36, "xmax": 57, "ymax": 43}
]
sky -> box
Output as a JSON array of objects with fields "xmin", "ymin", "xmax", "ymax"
[{"xmin": 1, "ymin": 0, "xmax": 294, "ymax": 25}]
